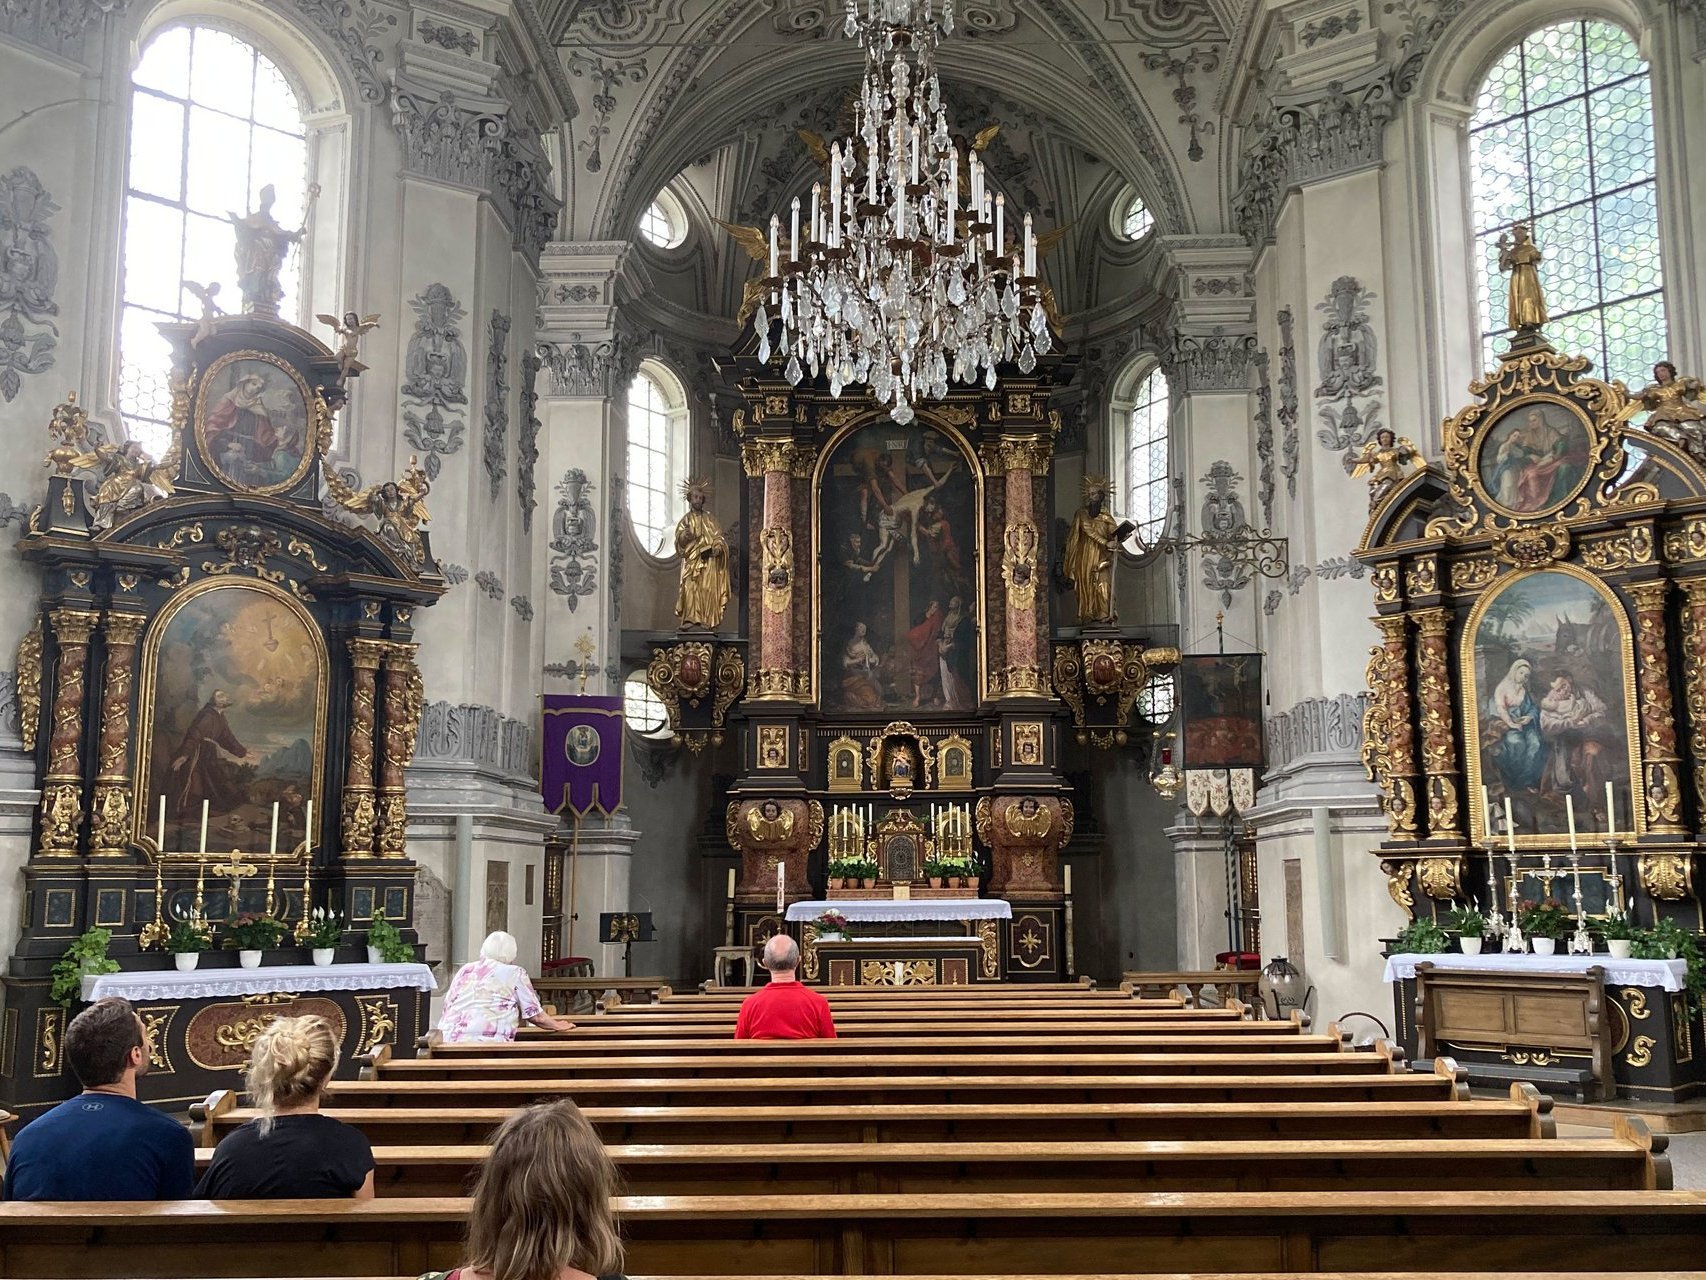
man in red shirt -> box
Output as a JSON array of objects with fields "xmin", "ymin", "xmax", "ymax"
[{"xmin": 734, "ymin": 936, "xmax": 837, "ymax": 1039}]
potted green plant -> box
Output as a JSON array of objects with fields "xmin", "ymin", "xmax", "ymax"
[
  {"xmin": 1391, "ymin": 918, "xmax": 1450, "ymax": 955},
  {"xmin": 922, "ymin": 856, "xmax": 952, "ymax": 889},
  {"xmin": 303, "ymin": 908, "xmax": 344, "ymax": 966},
  {"xmin": 1597, "ymin": 909, "xmax": 1639, "ymax": 959},
  {"xmin": 815, "ymin": 910, "xmax": 852, "ymax": 941},
  {"xmin": 1444, "ymin": 905, "xmax": 1489, "ymax": 956},
  {"xmin": 1516, "ymin": 900, "xmax": 1571, "ymax": 955},
  {"xmin": 366, "ymin": 912, "xmax": 413, "ymax": 964},
  {"xmin": 851, "ymin": 857, "xmax": 879, "ymax": 889},
  {"xmin": 826, "ymin": 858, "xmax": 852, "ymax": 892},
  {"xmin": 50, "ymin": 928, "xmax": 120, "ymax": 1008},
  {"xmin": 1630, "ymin": 919, "xmax": 1706, "ymax": 1015},
  {"xmin": 165, "ymin": 919, "xmax": 212, "ymax": 972},
  {"xmin": 225, "ymin": 913, "xmax": 287, "ymax": 968}
]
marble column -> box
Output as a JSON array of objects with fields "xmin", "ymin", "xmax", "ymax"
[
  {"xmin": 1627, "ymin": 579, "xmax": 1687, "ymax": 836},
  {"xmin": 342, "ymin": 638, "xmax": 384, "ymax": 858},
  {"xmin": 985, "ymin": 436, "xmax": 1052, "ymax": 697},
  {"xmin": 37, "ymin": 607, "xmax": 96, "ymax": 858},
  {"xmin": 89, "ymin": 611, "xmax": 146, "ymax": 857},
  {"xmin": 744, "ymin": 437, "xmax": 810, "ymax": 700}
]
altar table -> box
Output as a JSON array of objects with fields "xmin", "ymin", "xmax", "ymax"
[{"xmin": 787, "ymin": 900, "xmax": 1012, "ymax": 985}]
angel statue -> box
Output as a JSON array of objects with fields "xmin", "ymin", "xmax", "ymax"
[
  {"xmin": 1496, "ymin": 221, "xmax": 1547, "ymax": 336},
  {"xmin": 1349, "ymin": 428, "xmax": 1420, "ymax": 509},
  {"xmin": 714, "ymin": 219, "xmax": 773, "ymax": 325},
  {"xmin": 324, "ymin": 454, "xmax": 432, "ymax": 567},
  {"xmin": 229, "ymin": 182, "xmax": 320, "ymax": 316},
  {"xmin": 83, "ymin": 436, "xmax": 179, "ymax": 530},
  {"xmin": 317, "ymin": 309, "xmax": 381, "ymax": 378},
  {"xmin": 182, "ymin": 281, "xmax": 223, "ymax": 347},
  {"xmin": 1631, "ymin": 361, "xmax": 1706, "ymax": 462}
]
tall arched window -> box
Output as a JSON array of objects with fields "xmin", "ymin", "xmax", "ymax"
[
  {"xmin": 626, "ymin": 362, "xmax": 690, "ymax": 555},
  {"xmin": 120, "ymin": 25, "xmax": 309, "ymax": 457},
  {"xmin": 1470, "ymin": 19, "xmax": 1663, "ymax": 383},
  {"xmin": 1117, "ymin": 364, "xmax": 1171, "ymax": 543}
]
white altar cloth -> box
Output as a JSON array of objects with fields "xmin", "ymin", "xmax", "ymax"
[
  {"xmin": 1382, "ymin": 951, "xmax": 1685, "ymax": 992},
  {"xmin": 83, "ymin": 961, "xmax": 438, "ymax": 1003},
  {"xmin": 786, "ymin": 899, "xmax": 1013, "ymax": 924}
]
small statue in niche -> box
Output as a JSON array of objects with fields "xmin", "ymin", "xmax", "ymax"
[
  {"xmin": 1349, "ymin": 428, "xmax": 1420, "ymax": 509},
  {"xmin": 228, "ymin": 182, "xmax": 319, "ymax": 316},
  {"xmin": 1496, "ymin": 221, "xmax": 1548, "ymax": 336},
  {"xmin": 325, "ymin": 454, "xmax": 432, "ymax": 566},
  {"xmin": 885, "ymin": 742, "xmax": 916, "ymax": 791},
  {"xmin": 1062, "ymin": 475, "xmax": 1133, "ymax": 626},
  {"xmin": 674, "ymin": 479, "xmax": 730, "ymax": 630},
  {"xmin": 1632, "ymin": 361, "xmax": 1706, "ymax": 461},
  {"xmin": 317, "ymin": 310, "xmax": 382, "ymax": 378}
]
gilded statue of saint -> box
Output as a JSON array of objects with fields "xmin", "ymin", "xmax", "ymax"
[
  {"xmin": 1349, "ymin": 428, "xmax": 1420, "ymax": 509},
  {"xmin": 674, "ymin": 479, "xmax": 730, "ymax": 630},
  {"xmin": 1634, "ymin": 361, "xmax": 1706, "ymax": 461},
  {"xmin": 1496, "ymin": 222, "xmax": 1548, "ymax": 334},
  {"xmin": 1063, "ymin": 475, "xmax": 1128, "ymax": 625}
]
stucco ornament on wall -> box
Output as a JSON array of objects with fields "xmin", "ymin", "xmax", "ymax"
[
  {"xmin": 0, "ymin": 167, "xmax": 59, "ymax": 402},
  {"xmin": 549, "ymin": 469, "xmax": 599, "ymax": 611}
]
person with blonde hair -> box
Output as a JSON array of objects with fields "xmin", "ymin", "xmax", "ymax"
[
  {"xmin": 421, "ymin": 1099, "xmax": 624, "ymax": 1280},
  {"xmin": 195, "ymin": 1014, "xmax": 373, "ymax": 1199},
  {"xmin": 438, "ymin": 930, "xmax": 574, "ymax": 1043}
]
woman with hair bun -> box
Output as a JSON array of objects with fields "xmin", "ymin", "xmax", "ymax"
[
  {"xmin": 437, "ymin": 931, "xmax": 574, "ymax": 1044},
  {"xmin": 195, "ymin": 1014, "xmax": 374, "ymax": 1199},
  {"xmin": 420, "ymin": 1099, "xmax": 624, "ymax": 1280}
]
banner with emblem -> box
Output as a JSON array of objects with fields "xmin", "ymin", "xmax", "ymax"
[{"xmin": 541, "ymin": 694, "xmax": 624, "ymax": 817}]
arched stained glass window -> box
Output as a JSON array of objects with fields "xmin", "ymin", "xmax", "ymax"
[
  {"xmin": 1470, "ymin": 20, "xmax": 1663, "ymax": 383},
  {"xmin": 1123, "ymin": 366, "xmax": 1171, "ymax": 543},
  {"xmin": 120, "ymin": 25, "xmax": 309, "ymax": 458},
  {"xmin": 626, "ymin": 363, "xmax": 689, "ymax": 555}
]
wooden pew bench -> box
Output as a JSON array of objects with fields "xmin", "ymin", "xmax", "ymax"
[
  {"xmin": 4, "ymin": 1192, "xmax": 1706, "ymax": 1276},
  {"xmin": 363, "ymin": 1047, "xmax": 1386, "ymax": 1084},
  {"xmin": 192, "ymin": 1125, "xmax": 1669, "ymax": 1196},
  {"xmin": 197, "ymin": 1082, "xmax": 1551, "ymax": 1150},
  {"xmin": 530, "ymin": 1015, "xmax": 1251, "ymax": 1040},
  {"xmin": 422, "ymin": 1029, "xmax": 1314, "ymax": 1057}
]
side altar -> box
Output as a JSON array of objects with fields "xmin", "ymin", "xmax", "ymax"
[
  {"xmin": 0, "ymin": 222, "xmax": 442, "ymax": 1117},
  {"xmin": 1355, "ymin": 234, "xmax": 1706, "ymax": 1100}
]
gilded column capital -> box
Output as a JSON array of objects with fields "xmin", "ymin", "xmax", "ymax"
[
  {"xmin": 349, "ymin": 637, "xmax": 387, "ymax": 670},
  {"xmin": 741, "ymin": 437, "xmax": 814, "ymax": 478},
  {"xmin": 103, "ymin": 612, "xmax": 148, "ymax": 647},
  {"xmin": 981, "ymin": 436, "xmax": 1054, "ymax": 476},
  {"xmin": 49, "ymin": 607, "xmax": 98, "ymax": 647}
]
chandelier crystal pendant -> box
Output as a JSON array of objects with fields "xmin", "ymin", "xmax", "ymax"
[{"xmin": 754, "ymin": 0, "xmax": 1050, "ymax": 425}]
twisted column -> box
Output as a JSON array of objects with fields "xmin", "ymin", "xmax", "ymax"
[
  {"xmin": 37, "ymin": 608, "xmax": 97, "ymax": 857},
  {"xmin": 1677, "ymin": 578, "xmax": 1706, "ymax": 823},
  {"xmin": 1366, "ymin": 614, "xmax": 1419, "ymax": 839},
  {"xmin": 376, "ymin": 641, "xmax": 423, "ymax": 858},
  {"xmin": 341, "ymin": 638, "xmax": 385, "ymax": 857},
  {"xmin": 90, "ymin": 612, "xmax": 147, "ymax": 857},
  {"xmin": 1412, "ymin": 607, "xmax": 1460, "ymax": 840},
  {"xmin": 1628, "ymin": 580, "xmax": 1687, "ymax": 836}
]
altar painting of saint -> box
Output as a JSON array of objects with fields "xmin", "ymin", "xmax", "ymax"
[
  {"xmin": 819, "ymin": 426, "xmax": 979, "ymax": 713},
  {"xmin": 136, "ymin": 582, "xmax": 325, "ymax": 854},
  {"xmin": 1178, "ymin": 654, "xmax": 1264, "ymax": 769},
  {"xmin": 196, "ymin": 355, "xmax": 313, "ymax": 494},
  {"xmin": 1466, "ymin": 569, "xmax": 1637, "ymax": 842},
  {"xmin": 1476, "ymin": 401, "xmax": 1592, "ymax": 516}
]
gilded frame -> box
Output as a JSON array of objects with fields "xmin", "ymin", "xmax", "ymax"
[
  {"xmin": 1466, "ymin": 392, "xmax": 1598, "ymax": 522},
  {"xmin": 809, "ymin": 409, "xmax": 986, "ymax": 709},
  {"xmin": 1461, "ymin": 563, "xmax": 1644, "ymax": 846},
  {"xmin": 826, "ymin": 734, "xmax": 864, "ymax": 791},
  {"xmin": 193, "ymin": 350, "xmax": 317, "ymax": 496},
  {"xmin": 131, "ymin": 576, "xmax": 330, "ymax": 861}
]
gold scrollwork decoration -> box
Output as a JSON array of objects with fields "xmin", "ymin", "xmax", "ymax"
[
  {"xmin": 1490, "ymin": 523, "xmax": 1571, "ymax": 568},
  {"xmin": 1622, "ymin": 987, "xmax": 1650, "ymax": 1020},
  {"xmin": 1664, "ymin": 517, "xmax": 1706, "ymax": 564},
  {"xmin": 1380, "ymin": 859, "xmax": 1415, "ymax": 918},
  {"xmin": 859, "ymin": 959, "xmax": 936, "ymax": 986},
  {"xmin": 1404, "ymin": 556, "xmax": 1439, "ymax": 598},
  {"xmin": 1372, "ymin": 565, "xmax": 1400, "ymax": 604},
  {"xmin": 1416, "ymin": 856, "xmax": 1463, "ymax": 900},
  {"xmin": 14, "ymin": 623, "xmax": 41, "ymax": 749},
  {"xmin": 1448, "ymin": 559, "xmax": 1498, "ymax": 592},
  {"xmin": 1638, "ymin": 852, "xmax": 1692, "ymax": 901},
  {"xmin": 978, "ymin": 918, "xmax": 999, "ymax": 978},
  {"xmin": 140, "ymin": 1007, "xmax": 175, "ymax": 1073},
  {"xmin": 1627, "ymin": 1035, "xmax": 1656, "ymax": 1068},
  {"xmin": 354, "ymin": 995, "xmax": 398, "ymax": 1057},
  {"xmin": 1001, "ymin": 519, "xmax": 1040, "ymax": 609},
  {"xmin": 1579, "ymin": 526, "xmax": 1655, "ymax": 572}
]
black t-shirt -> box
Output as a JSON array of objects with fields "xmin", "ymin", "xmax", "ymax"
[{"xmin": 195, "ymin": 1113, "xmax": 374, "ymax": 1199}]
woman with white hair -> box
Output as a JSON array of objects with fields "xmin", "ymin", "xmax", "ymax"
[{"xmin": 436, "ymin": 931, "xmax": 573, "ymax": 1043}]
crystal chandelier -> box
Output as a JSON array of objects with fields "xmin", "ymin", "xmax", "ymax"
[{"xmin": 754, "ymin": 0, "xmax": 1050, "ymax": 425}]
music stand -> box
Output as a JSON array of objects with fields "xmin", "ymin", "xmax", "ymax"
[{"xmin": 599, "ymin": 912, "xmax": 655, "ymax": 977}]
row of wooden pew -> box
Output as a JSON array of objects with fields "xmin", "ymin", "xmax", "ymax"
[{"xmin": 2, "ymin": 979, "xmax": 1703, "ymax": 1276}]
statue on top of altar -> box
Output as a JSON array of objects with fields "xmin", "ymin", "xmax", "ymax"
[
  {"xmin": 1630, "ymin": 361, "xmax": 1706, "ymax": 462},
  {"xmin": 1349, "ymin": 429, "xmax": 1420, "ymax": 510},
  {"xmin": 1063, "ymin": 474, "xmax": 1132, "ymax": 625},
  {"xmin": 674, "ymin": 479, "xmax": 730, "ymax": 630},
  {"xmin": 229, "ymin": 183, "xmax": 319, "ymax": 316},
  {"xmin": 1496, "ymin": 222, "xmax": 1548, "ymax": 336}
]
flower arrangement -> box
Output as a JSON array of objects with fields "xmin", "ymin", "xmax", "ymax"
[
  {"xmin": 815, "ymin": 910, "xmax": 853, "ymax": 939},
  {"xmin": 49, "ymin": 928, "xmax": 120, "ymax": 1008},
  {"xmin": 1596, "ymin": 910, "xmax": 1639, "ymax": 942},
  {"xmin": 1515, "ymin": 899, "xmax": 1571, "ymax": 940},
  {"xmin": 165, "ymin": 919, "xmax": 213, "ymax": 954},
  {"xmin": 1443, "ymin": 905, "xmax": 1488, "ymax": 937},
  {"xmin": 224, "ymin": 913, "xmax": 288, "ymax": 951},
  {"xmin": 1392, "ymin": 918, "xmax": 1450, "ymax": 955},
  {"xmin": 365, "ymin": 911, "xmax": 414, "ymax": 963},
  {"xmin": 302, "ymin": 908, "xmax": 344, "ymax": 949}
]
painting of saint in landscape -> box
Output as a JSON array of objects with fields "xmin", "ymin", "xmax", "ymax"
[
  {"xmin": 140, "ymin": 583, "xmax": 324, "ymax": 854},
  {"xmin": 1469, "ymin": 570, "xmax": 1636, "ymax": 841},
  {"xmin": 198, "ymin": 355, "xmax": 312, "ymax": 492},
  {"xmin": 1477, "ymin": 401, "xmax": 1592, "ymax": 515},
  {"xmin": 819, "ymin": 425, "xmax": 978, "ymax": 713},
  {"xmin": 1178, "ymin": 654, "xmax": 1264, "ymax": 769}
]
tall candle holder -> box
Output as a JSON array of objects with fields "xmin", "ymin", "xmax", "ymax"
[
  {"xmin": 1604, "ymin": 836, "xmax": 1627, "ymax": 916},
  {"xmin": 139, "ymin": 855, "xmax": 169, "ymax": 951},
  {"xmin": 1567, "ymin": 849, "xmax": 1593, "ymax": 955},
  {"xmin": 1503, "ymin": 848, "xmax": 1526, "ymax": 953},
  {"xmin": 1480, "ymin": 836, "xmax": 1507, "ymax": 943}
]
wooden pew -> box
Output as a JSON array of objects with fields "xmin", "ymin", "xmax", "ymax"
[
  {"xmin": 528, "ymin": 1014, "xmax": 1251, "ymax": 1039},
  {"xmin": 420, "ymin": 1029, "xmax": 1315, "ymax": 1058},
  {"xmin": 365, "ymin": 1047, "xmax": 1384, "ymax": 1083},
  {"xmin": 5, "ymin": 1191, "xmax": 1706, "ymax": 1276},
  {"xmin": 193, "ymin": 1123, "xmax": 1670, "ymax": 1196},
  {"xmin": 197, "ymin": 1081, "xmax": 1554, "ymax": 1150},
  {"xmin": 1121, "ymin": 970, "xmax": 1263, "ymax": 1008},
  {"xmin": 539, "ymin": 1009, "xmax": 1248, "ymax": 1033}
]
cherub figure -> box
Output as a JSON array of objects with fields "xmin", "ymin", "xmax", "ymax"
[
  {"xmin": 317, "ymin": 309, "xmax": 381, "ymax": 377},
  {"xmin": 183, "ymin": 281, "xmax": 224, "ymax": 347},
  {"xmin": 1349, "ymin": 428, "xmax": 1420, "ymax": 509},
  {"xmin": 324, "ymin": 454, "xmax": 432, "ymax": 565}
]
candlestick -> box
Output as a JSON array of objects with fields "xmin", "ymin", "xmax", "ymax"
[
  {"xmin": 269, "ymin": 802, "xmax": 279, "ymax": 857},
  {"xmin": 199, "ymin": 800, "xmax": 209, "ymax": 856},
  {"xmin": 304, "ymin": 799, "xmax": 313, "ymax": 851},
  {"xmin": 775, "ymin": 860, "xmax": 785, "ymax": 915}
]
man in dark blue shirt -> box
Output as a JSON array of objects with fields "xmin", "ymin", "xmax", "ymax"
[{"xmin": 4, "ymin": 996, "xmax": 194, "ymax": 1199}]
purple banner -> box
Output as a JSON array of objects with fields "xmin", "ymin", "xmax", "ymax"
[{"xmin": 541, "ymin": 695, "xmax": 624, "ymax": 817}]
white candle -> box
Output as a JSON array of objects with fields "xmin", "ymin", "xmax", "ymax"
[
  {"xmin": 1504, "ymin": 797, "xmax": 1516, "ymax": 854},
  {"xmin": 726, "ymin": 867, "xmax": 735, "ymax": 898},
  {"xmin": 789, "ymin": 196, "xmax": 800, "ymax": 262},
  {"xmin": 1023, "ymin": 212, "xmax": 1035, "ymax": 276},
  {"xmin": 198, "ymin": 799, "xmax": 209, "ymax": 856},
  {"xmin": 767, "ymin": 215, "xmax": 779, "ymax": 278},
  {"xmin": 1481, "ymin": 785, "xmax": 1492, "ymax": 836},
  {"xmin": 1064, "ymin": 863, "xmax": 1072, "ymax": 894},
  {"xmin": 1605, "ymin": 780, "xmax": 1616, "ymax": 835},
  {"xmin": 305, "ymin": 799, "xmax": 313, "ymax": 850},
  {"xmin": 269, "ymin": 802, "xmax": 279, "ymax": 857},
  {"xmin": 157, "ymin": 795, "xmax": 166, "ymax": 850},
  {"xmin": 1566, "ymin": 794, "xmax": 1578, "ymax": 851},
  {"xmin": 995, "ymin": 194, "xmax": 1005, "ymax": 256}
]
